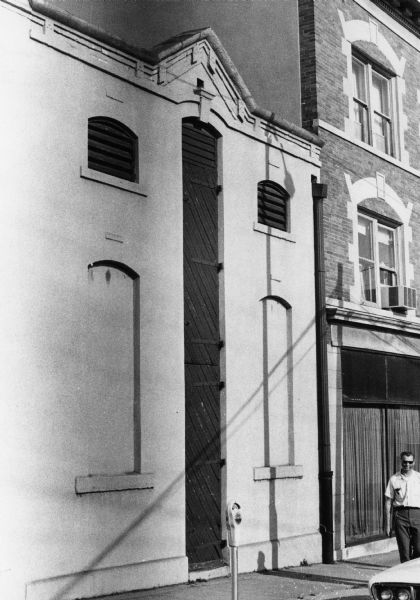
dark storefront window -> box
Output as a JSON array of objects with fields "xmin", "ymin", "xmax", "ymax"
[{"xmin": 342, "ymin": 349, "xmax": 420, "ymax": 545}]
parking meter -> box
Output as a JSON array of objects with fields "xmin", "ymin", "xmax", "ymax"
[{"xmin": 226, "ymin": 500, "xmax": 242, "ymax": 547}]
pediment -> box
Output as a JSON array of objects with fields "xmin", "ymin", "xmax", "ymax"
[
  {"xmin": 29, "ymin": 0, "xmax": 321, "ymax": 148},
  {"xmin": 147, "ymin": 28, "xmax": 257, "ymax": 126}
]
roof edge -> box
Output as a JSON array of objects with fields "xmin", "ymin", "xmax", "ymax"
[
  {"xmin": 28, "ymin": 0, "xmax": 323, "ymax": 147},
  {"xmin": 29, "ymin": 0, "xmax": 156, "ymax": 62}
]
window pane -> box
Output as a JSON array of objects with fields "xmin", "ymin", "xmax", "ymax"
[
  {"xmin": 380, "ymin": 269, "xmax": 396, "ymax": 286},
  {"xmin": 342, "ymin": 349, "xmax": 387, "ymax": 402},
  {"xmin": 373, "ymin": 114, "xmax": 386, "ymax": 152},
  {"xmin": 352, "ymin": 58, "xmax": 366, "ymax": 101},
  {"xmin": 373, "ymin": 114, "xmax": 391, "ymax": 154},
  {"xmin": 378, "ymin": 225, "xmax": 395, "ymax": 269},
  {"xmin": 360, "ymin": 260, "xmax": 376, "ymax": 302},
  {"xmin": 378, "ymin": 225, "xmax": 396, "ymax": 286},
  {"xmin": 358, "ymin": 216, "xmax": 374, "ymax": 259},
  {"xmin": 358, "ymin": 216, "xmax": 376, "ymax": 302},
  {"xmin": 353, "ymin": 101, "xmax": 368, "ymax": 142},
  {"xmin": 372, "ymin": 71, "xmax": 389, "ymax": 115}
]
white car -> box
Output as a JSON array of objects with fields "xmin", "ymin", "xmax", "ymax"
[{"xmin": 369, "ymin": 558, "xmax": 420, "ymax": 600}]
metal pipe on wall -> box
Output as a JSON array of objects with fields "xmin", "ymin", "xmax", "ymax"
[{"xmin": 312, "ymin": 178, "xmax": 334, "ymax": 564}]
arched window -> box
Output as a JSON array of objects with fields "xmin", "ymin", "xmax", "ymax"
[
  {"xmin": 88, "ymin": 117, "xmax": 138, "ymax": 182},
  {"xmin": 258, "ymin": 180, "xmax": 290, "ymax": 232},
  {"xmin": 345, "ymin": 174, "xmax": 415, "ymax": 310}
]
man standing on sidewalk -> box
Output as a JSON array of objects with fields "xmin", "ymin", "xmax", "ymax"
[{"xmin": 385, "ymin": 451, "xmax": 420, "ymax": 562}]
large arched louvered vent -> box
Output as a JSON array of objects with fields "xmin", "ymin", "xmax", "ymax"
[
  {"xmin": 257, "ymin": 180, "xmax": 290, "ymax": 231},
  {"xmin": 88, "ymin": 117, "xmax": 137, "ymax": 182}
]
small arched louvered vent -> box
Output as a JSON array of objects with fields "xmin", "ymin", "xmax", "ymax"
[
  {"xmin": 88, "ymin": 117, "xmax": 137, "ymax": 182},
  {"xmin": 258, "ymin": 180, "xmax": 290, "ymax": 232}
]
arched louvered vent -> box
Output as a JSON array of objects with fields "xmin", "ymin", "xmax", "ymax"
[
  {"xmin": 182, "ymin": 120, "xmax": 218, "ymax": 168},
  {"xmin": 258, "ymin": 180, "xmax": 290, "ymax": 231},
  {"xmin": 88, "ymin": 117, "xmax": 137, "ymax": 182}
]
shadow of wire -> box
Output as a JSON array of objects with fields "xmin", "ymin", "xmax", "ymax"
[{"xmin": 50, "ymin": 311, "xmax": 316, "ymax": 599}]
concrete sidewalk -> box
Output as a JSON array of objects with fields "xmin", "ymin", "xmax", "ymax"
[{"xmin": 94, "ymin": 550, "xmax": 399, "ymax": 600}]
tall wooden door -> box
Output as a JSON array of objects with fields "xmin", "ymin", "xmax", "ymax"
[{"xmin": 182, "ymin": 120, "xmax": 222, "ymax": 566}]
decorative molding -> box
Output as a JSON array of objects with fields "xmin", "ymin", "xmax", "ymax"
[
  {"xmin": 338, "ymin": 9, "xmax": 406, "ymax": 76},
  {"xmin": 193, "ymin": 85, "xmax": 215, "ymax": 122},
  {"xmin": 326, "ymin": 303, "xmax": 420, "ymax": 335},
  {"xmin": 16, "ymin": 1, "xmax": 324, "ymax": 167},
  {"xmin": 330, "ymin": 322, "xmax": 420, "ymax": 357},
  {"xmin": 27, "ymin": 0, "xmax": 322, "ymax": 148},
  {"xmin": 355, "ymin": 0, "xmax": 420, "ymax": 47},
  {"xmin": 376, "ymin": 172, "xmax": 385, "ymax": 199},
  {"xmin": 338, "ymin": 7, "xmax": 408, "ymax": 164}
]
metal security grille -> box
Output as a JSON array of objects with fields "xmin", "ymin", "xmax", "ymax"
[
  {"xmin": 88, "ymin": 117, "xmax": 137, "ymax": 182},
  {"xmin": 258, "ymin": 180, "xmax": 289, "ymax": 231}
]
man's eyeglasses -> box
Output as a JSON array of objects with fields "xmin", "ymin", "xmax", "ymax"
[{"xmin": 402, "ymin": 460, "xmax": 414, "ymax": 464}]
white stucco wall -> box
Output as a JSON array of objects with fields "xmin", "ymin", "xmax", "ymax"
[
  {"xmin": 1, "ymin": 2, "xmax": 322, "ymax": 598},
  {"xmin": 1, "ymin": 6, "xmax": 187, "ymax": 600},
  {"xmin": 220, "ymin": 130, "xmax": 321, "ymax": 570}
]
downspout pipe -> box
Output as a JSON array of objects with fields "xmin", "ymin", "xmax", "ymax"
[{"xmin": 312, "ymin": 179, "xmax": 334, "ymax": 564}]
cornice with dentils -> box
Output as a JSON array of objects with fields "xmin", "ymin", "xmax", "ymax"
[{"xmin": 29, "ymin": 0, "xmax": 324, "ymax": 148}]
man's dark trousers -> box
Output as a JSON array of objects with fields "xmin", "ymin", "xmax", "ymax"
[{"xmin": 394, "ymin": 507, "xmax": 420, "ymax": 562}]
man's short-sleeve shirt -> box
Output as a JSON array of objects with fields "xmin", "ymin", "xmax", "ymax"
[{"xmin": 385, "ymin": 470, "xmax": 420, "ymax": 508}]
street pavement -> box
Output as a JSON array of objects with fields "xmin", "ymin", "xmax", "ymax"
[{"xmin": 94, "ymin": 550, "xmax": 399, "ymax": 600}]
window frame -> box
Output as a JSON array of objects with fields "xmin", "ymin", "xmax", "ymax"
[
  {"xmin": 357, "ymin": 210, "xmax": 401, "ymax": 306},
  {"xmin": 352, "ymin": 53, "xmax": 395, "ymax": 157}
]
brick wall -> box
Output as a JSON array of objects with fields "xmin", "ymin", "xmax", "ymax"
[
  {"xmin": 299, "ymin": 0, "xmax": 420, "ymax": 311},
  {"xmin": 298, "ymin": 0, "xmax": 317, "ymax": 131},
  {"xmin": 320, "ymin": 130, "xmax": 420, "ymax": 308},
  {"xmin": 311, "ymin": 0, "xmax": 420, "ymax": 167}
]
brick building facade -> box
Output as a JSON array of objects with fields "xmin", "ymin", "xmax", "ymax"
[{"xmin": 298, "ymin": 0, "xmax": 420, "ymax": 559}]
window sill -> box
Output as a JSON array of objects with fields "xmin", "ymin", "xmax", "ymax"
[
  {"xmin": 253, "ymin": 222, "xmax": 296, "ymax": 243},
  {"xmin": 80, "ymin": 166, "xmax": 147, "ymax": 197},
  {"xmin": 75, "ymin": 472, "xmax": 154, "ymax": 494},
  {"xmin": 253, "ymin": 465, "xmax": 303, "ymax": 481}
]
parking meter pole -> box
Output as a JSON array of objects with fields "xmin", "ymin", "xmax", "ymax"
[
  {"xmin": 231, "ymin": 545, "xmax": 238, "ymax": 600},
  {"xmin": 226, "ymin": 501, "xmax": 242, "ymax": 600}
]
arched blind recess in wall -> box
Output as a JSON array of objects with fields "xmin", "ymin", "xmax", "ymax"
[
  {"xmin": 258, "ymin": 180, "xmax": 290, "ymax": 231},
  {"xmin": 86, "ymin": 260, "xmax": 140, "ymax": 474},
  {"xmin": 88, "ymin": 117, "xmax": 138, "ymax": 182}
]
